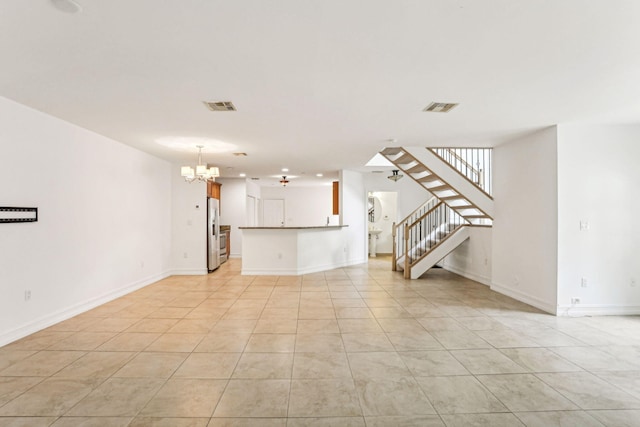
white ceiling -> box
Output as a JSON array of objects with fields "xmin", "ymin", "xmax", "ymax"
[{"xmin": 1, "ymin": 0, "xmax": 640, "ymax": 186}]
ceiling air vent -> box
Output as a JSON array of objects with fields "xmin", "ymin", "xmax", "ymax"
[
  {"xmin": 203, "ymin": 101, "xmax": 237, "ymax": 112},
  {"xmin": 423, "ymin": 102, "xmax": 458, "ymax": 113}
]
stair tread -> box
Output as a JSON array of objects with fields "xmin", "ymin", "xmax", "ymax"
[
  {"xmin": 427, "ymin": 184, "xmax": 454, "ymax": 192},
  {"xmin": 395, "ymin": 154, "xmax": 415, "ymax": 165},
  {"xmin": 381, "ymin": 147, "xmax": 403, "ymax": 156},
  {"xmin": 407, "ymin": 164, "xmax": 428, "ymax": 174},
  {"xmin": 463, "ymin": 214, "xmax": 491, "ymax": 218},
  {"xmin": 418, "ymin": 175, "xmax": 440, "ymax": 183}
]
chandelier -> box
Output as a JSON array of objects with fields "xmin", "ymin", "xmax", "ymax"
[{"xmin": 181, "ymin": 145, "xmax": 220, "ymax": 183}]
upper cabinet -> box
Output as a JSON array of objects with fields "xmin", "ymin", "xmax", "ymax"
[
  {"xmin": 207, "ymin": 181, "xmax": 221, "ymax": 200},
  {"xmin": 332, "ymin": 181, "xmax": 339, "ymax": 215}
]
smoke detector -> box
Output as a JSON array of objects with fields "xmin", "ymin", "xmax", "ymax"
[
  {"xmin": 423, "ymin": 102, "xmax": 458, "ymax": 113},
  {"xmin": 203, "ymin": 101, "xmax": 237, "ymax": 112}
]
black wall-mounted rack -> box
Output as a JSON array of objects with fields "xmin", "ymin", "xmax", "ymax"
[{"xmin": 0, "ymin": 207, "xmax": 38, "ymax": 223}]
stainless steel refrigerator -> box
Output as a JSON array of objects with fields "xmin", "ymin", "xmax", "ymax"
[{"xmin": 207, "ymin": 197, "xmax": 220, "ymax": 272}]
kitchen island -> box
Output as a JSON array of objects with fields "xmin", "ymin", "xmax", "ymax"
[{"xmin": 239, "ymin": 225, "xmax": 349, "ymax": 275}]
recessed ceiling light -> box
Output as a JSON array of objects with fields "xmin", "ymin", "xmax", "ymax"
[
  {"xmin": 316, "ymin": 173, "xmax": 323, "ymax": 177},
  {"xmin": 203, "ymin": 101, "xmax": 237, "ymax": 112},
  {"xmin": 282, "ymin": 168, "xmax": 289, "ymax": 172},
  {"xmin": 423, "ymin": 102, "xmax": 458, "ymax": 113},
  {"xmin": 239, "ymin": 173, "xmax": 246, "ymax": 177}
]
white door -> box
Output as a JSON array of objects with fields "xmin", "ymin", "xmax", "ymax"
[{"xmin": 263, "ymin": 199, "xmax": 285, "ymax": 227}]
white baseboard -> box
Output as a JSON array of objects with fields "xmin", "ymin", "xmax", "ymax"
[
  {"xmin": 0, "ymin": 271, "xmax": 171, "ymax": 347},
  {"xmin": 556, "ymin": 304, "xmax": 640, "ymax": 317},
  {"xmin": 443, "ymin": 265, "xmax": 491, "ymax": 287},
  {"xmin": 168, "ymin": 268, "xmax": 208, "ymax": 276},
  {"xmin": 490, "ymin": 281, "xmax": 556, "ymax": 315},
  {"xmin": 242, "ymin": 258, "xmax": 367, "ymax": 276}
]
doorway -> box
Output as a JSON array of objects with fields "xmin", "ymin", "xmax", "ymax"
[
  {"xmin": 263, "ymin": 199, "xmax": 285, "ymax": 227},
  {"xmin": 367, "ymin": 191, "xmax": 397, "ymax": 257}
]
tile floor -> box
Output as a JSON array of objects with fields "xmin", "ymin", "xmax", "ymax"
[{"xmin": 1, "ymin": 257, "xmax": 640, "ymax": 426}]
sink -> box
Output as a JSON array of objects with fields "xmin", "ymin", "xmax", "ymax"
[{"xmin": 368, "ymin": 229, "xmax": 382, "ymax": 257}]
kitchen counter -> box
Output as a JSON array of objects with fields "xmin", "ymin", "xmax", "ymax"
[
  {"xmin": 239, "ymin": 225, "xmax": 348, "ymax": 230},
  {"xmin": 240, "ymin": 225, "xmax": 349, "ymax": 275}
]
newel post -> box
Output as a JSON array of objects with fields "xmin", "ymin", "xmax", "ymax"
[
  {"xmin": 404, "ymin": 223, "xmax": 410, "ymax": 279},
  {"xmin": 391, "ymin": 222, "xmax": 397, "ymax": 271}
]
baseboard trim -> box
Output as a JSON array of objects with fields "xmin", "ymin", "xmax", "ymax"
[
  {"xmin": 443, "ymin": 265, "xmax": 491, "ymax": 287},
  {"xmin": 490, "ymin": 281, "xmax": 556, "ymax": 315},
  {"xmin": 556, "ymin": 304, "xmax": 640, "ymax": 317},
  {"xmin": 0, "ymin": 271, "xmax": 171, "ymax": 347},
  {"xmin": 242, "ymin": 258, "xmax": 367, "ymax": 276},
  {"xmin": 168, "ymin": 268, "xmax": 208, "ymax": 276}
]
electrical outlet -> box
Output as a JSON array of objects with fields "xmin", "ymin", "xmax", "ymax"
[
  {"xmin": 24, "ymin": 290, "xmax": 31, "ymax": 301},
  {"xmin": 631, "ymin": 278, "xmax": 637, "ymax": 287},
  {"xmin": 183, "ymin": 252, "xmax": 188, "ymax": 259},
  {"xmin": 571, "ymin": 297, "xmax": 580, "ymax": 305},
  {"xmin": 277, "ymin": 253, "xmax": 283, "ymax": 259},
  {"xmin": 581, "ymin": 277, "xmax": 588, "ymax": 288}
]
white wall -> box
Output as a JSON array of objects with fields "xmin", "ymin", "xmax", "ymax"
[
  {"xmin": 556, "ymin": 124, "xmax": 640, "ymax": 314},
  {"xmin": 340, "ymin": 170, "xmax": 368, "ymax": 266},
  {"xmin": 219, "ymin": 178, "xmax": 248, "ymax": 258},
  {"xmin": 0, "ymin": 96, "xmax": 172, "ymax": 345},
  {"xmin": 261, "ymin": 185, "xmax": 333, "ymax": 227},
  {"xmin": 442, "ymin": 227, "xmax": 492, "ymax": 286},
  {"xmin": 170, "ymin": 168, "xmax": 208, "ymax": 274},
  {"xmin": 363, "ymin": 171, "xmax": 428, "ymax": 221},
  {"xmin": 491, "ymin": 127, "xmax": 558, "ymax": 314}
]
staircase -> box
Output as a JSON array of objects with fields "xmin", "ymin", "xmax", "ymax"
[{"xmin": 384, "ymin": 146, "xmax": 493, "ymax": 279}]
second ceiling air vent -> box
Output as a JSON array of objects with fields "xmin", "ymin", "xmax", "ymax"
[
  {"xmin": 423, "ymin": 102, "xmax": 458, "ymax": 113},
  {"xmin": 203, "ymin": 101, "xmax": 237, "ymax": 112}
]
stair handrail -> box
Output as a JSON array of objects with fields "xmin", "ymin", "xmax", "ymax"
[
  {"xmin": 400, "ymin": 196, "xmax": 438, "ymax": 226},
  {"xmin": 429, "ymin": 147, "xmax": 493, "ymax": 198},
  {"xmin": 408, "ymin": 200, "xmax": 445, "ymax": 229},
  {"xmin": 443, "ymin": 148, "xmax": 481, "ymax": 182},
  {"xmin": 391, "ymin": 196, "xmax": 438, "ymax": 271},
  {"xmin": 402, "ymin": 202, "xmax": 469, "ymax": 278}
]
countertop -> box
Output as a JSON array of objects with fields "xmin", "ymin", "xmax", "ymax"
[{"xmin": 239, "ymin": 225, "xmax": 348, "ymax": 230}]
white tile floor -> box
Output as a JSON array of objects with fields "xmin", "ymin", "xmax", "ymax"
[{"xmin": 1, "ymin": 257, "xmax": 640, "ymax": 426}]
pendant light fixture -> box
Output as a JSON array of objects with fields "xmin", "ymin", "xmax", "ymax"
[
  {"xmin": 279, "ymin": 176, "xmax": 290, "ymax": 187},
  {"xmin": 387, "ymin": 169, "xmax": 403, "ymax": 182},
  {"xmin": 181, "ymin": 145, "xmax": 220, "ymax": 183}
]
